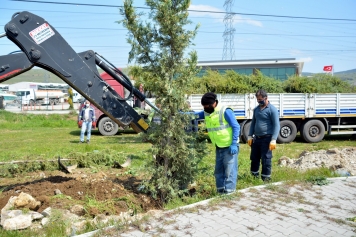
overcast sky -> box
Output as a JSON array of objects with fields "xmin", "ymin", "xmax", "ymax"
[{"xmin": 0, "ymin": 0, "xmax": 355, "ymax": 73}]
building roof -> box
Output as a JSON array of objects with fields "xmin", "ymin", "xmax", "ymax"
[{"xmin": 197, "ymin": 58, "xmax": 304, "ymax": 72}]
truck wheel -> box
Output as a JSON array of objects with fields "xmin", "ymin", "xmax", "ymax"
[
  {"xmin": 98, "ymin": 117, "xmax": 119, "ymax": 136},
  {"xmin": 301, "ymin": 120, "xmax": 325, "ymax": 143},
  {"xmin": 29, "ymin": 100, "xmax": 35, "ymax": 106},
  {"xmin": 277, "ymin": 120, "xmax": 297, "ymax": 144},
  {"xmin": 241, "ymin": 121, "xmax": 251, "ymax": 143}
]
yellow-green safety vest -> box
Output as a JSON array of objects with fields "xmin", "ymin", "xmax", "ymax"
[{"xmin": 204, "ymin": 105, "xmax": 233, "ymax": 148}]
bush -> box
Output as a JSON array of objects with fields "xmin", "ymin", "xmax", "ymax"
[{"xmin": 190, "ymin": 70, "xmax": 355, "ymax": 94}]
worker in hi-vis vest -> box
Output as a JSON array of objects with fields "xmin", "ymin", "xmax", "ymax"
[{"xmin": 195, "ymin": 92, "xmax": 240, "ymax": 194}]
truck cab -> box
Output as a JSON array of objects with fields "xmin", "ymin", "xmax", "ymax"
[{"xmin": 72, "ymin": 90, "xmax": 84, "ymax": 103}]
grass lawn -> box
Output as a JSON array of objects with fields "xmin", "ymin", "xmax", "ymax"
[{"xmin": 0, "ymin": 110, "xmax": 355, "ymax": 206}]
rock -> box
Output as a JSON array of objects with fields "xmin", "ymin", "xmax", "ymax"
[
  {"xmin": 2, "ymin": 213, "xmax": 32, "ymax": 230},
  {"xmin": 54, "ymin": 189, "xmax": 62, "ymax": 195},
  {"xmin": 66, "ymin": 164, "xmax": 77, "ymax": 173},
  {"xmin": 41, "ymin": 207, "xmax": 52, "ymax": 217},
  {"xmin": 14, "ymin": 192, "xmax": 41, "ymax": 211},
  {"xmin": 71, "ymin": 220, "xmax": 87, "ymax": 232},
  {"xmin": 41, "ymin": 217, "xmax": 50, "ymax": 226},
  {"xmin": 327, "ymin": 148, "xmax": 339, "ymax": 154},
  {"xmin": 278, "ymin": 156, "xmax": 292, "ymax": 166},
  {"xmin": 1, "ymin": 210, "xmax": 23, "ymax": 226},
  {"xmin": 70, "ymin": 204, "xmax": 85, "ymax": 216},
  {"xmin": 62, "ymin": 210, "xmax": 82, "ymax": 222},
  {"xmin": 1, "ymin": 196, "xmax": 17, "ymax": 213},
  {"xmin": 92, "ymin": 214, "xmax": 109, "ymax": 225},
  {"xmin": 30, "ymin": 211, "xmax": 44, "ymax": 220}
]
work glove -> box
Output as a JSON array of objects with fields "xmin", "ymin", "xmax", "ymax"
[
  {"xmin": 92, "ymin": 121, "xmax": 96, "ymax": 128},
  {"xmin": 78, "ymin": 120, "xmax": 83, "ymax": 128},
  {"xmin": 269, "ymin": 140, "xmax": 277, "ymax": 151},
  {"xmin": 229, "ymin": 144, "xmax": 238, "ymax": 155},
  {"xmin": 247, "ymin": 136, "xmax": 253, "ymax": 147}
]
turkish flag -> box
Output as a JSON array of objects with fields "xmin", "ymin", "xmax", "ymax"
[{"xmin": 323, "ymin": 65, "xmax": 333, "ymax": 72}]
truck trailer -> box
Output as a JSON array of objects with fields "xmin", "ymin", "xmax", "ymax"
[
  {"xmin": 187, "ymin": 93, "xmax": 356, "ymax": 143},
  {"xmin": 16, "ymin": 88, "xmax": 65, "ymax": 105}
]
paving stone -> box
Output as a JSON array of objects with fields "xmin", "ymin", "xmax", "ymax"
[{"xmin": 74, "ymin": 178, "xmax": 356, "ymax": 237}]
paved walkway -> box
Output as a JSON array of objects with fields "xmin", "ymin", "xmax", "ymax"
[{"xmin": 77, "ymin": 177, "xmax": 356, "ymax": 237}]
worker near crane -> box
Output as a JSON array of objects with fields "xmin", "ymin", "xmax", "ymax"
[
  {"xmin": 78, "ymin": 100, "xmax": 96, "ymax": 144},
  {"xmin": 248, "ymin": 89, "xmax": 280, "ymax": 182},
  {"xmin": 195, "ymin": 92, "xmax": 240, "ymax": 194}
]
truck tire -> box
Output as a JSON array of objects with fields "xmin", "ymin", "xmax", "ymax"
[
  {"xmin": 277, "ymin": 120, "xmax": 297, "ymax": 144},
  {"xmin": 98, "ymin": 117, "xmax": 119, "ymax": 136},
  {"xmin": 29, "ymin": 100, "xmax": 35, "ymax": 106},
  {"xmin": 301, "ymin": 120, "xmax": 325, "ymax": 143},
  {"xmin": 241, "ymin": 121, "xmax": 251, "ymax": 143}
]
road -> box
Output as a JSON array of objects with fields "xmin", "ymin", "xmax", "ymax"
[{"xmin": 4, "ymin": 102, "xmax": 81, "ymax": 114}]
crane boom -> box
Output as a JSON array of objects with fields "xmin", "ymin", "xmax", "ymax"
[{"xmin": 0, "ymin": 11, "xmax": 151, "ymax": 132}]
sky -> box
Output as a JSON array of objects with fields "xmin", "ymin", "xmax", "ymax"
[{"xmin": 0, "ymin": 0, "xmax": 355, "ymax": 74}]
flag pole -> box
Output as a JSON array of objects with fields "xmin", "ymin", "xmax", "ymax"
[{"xmin": 332, "ymin": 64, "xmax": 334, "ymax": 76}]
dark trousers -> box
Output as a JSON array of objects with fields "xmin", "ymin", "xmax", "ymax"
[{"xmin": 250, "ymin": 136, "xmax": 273, "ymax": 180}]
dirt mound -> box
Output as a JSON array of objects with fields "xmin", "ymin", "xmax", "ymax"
[
  {"xmin": 278, "ymin": 147, "xmax": 356, "ymax": 175},
  {"xmin": 0, "ymin": 169, "xmax": 161, "ymax": 217}
]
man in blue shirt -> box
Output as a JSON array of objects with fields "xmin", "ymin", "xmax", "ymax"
[
  {"xmin": 248, "ymin": 89, "xmax": 280, "ymax": 182},
  {"xmin": 195, "ymin": 92, "xmax": 240, "ymax": 194}
]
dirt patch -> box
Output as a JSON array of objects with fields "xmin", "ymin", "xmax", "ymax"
[
  {"xmin": 278, "ymin": 147, "xmax": 356, "ymax": 175},
  {"xmin": 0, "ymin": 168, "xmax": 161, "ymax": 217}
]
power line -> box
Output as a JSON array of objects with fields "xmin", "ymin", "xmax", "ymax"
[
  {"xmin": 11, "ymin": 0, "xmax": 356, "ymax": 22},
  {"xmin": 1, "ymin": 43, "xmax": 355, "ymax": 51},
  {"xmin": 0, "ymin": 23, "xmax": 354, "ymax": 38},
  {"xmin": 2, "ymin": 7, "xmax": 356, "ymax": 25}
]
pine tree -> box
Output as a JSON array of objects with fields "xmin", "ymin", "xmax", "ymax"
[{"xmin": 120, "ymin": 0, "xmax": 206, "ymax": 203}]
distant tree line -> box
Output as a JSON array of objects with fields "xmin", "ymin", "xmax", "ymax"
[{"xmin": 186, "ymin": 69, "xmax": 356, "ymax": 94}]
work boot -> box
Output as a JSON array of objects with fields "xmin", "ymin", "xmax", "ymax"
[{"xmin": 262, "ymin": 177, "xmax": 271, "ymax": 183}]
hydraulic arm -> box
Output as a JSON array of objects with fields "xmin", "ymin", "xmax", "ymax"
[{"xmin": 0, "ymin": 11, "xmax": 159, "ymax": 132}]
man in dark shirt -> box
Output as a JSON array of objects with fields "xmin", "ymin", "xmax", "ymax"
[{"xmin": 248, "ymin": 89, "xmax": 280, "ymax": 181}]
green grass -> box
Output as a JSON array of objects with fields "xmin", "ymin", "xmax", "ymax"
[
  {"xmin": 0, "ymin": 110, "xmax": 151, "ymax": 163},
  {"xmin": 0, "ymin": 110, "xmax": 355, "ymax": 234}
]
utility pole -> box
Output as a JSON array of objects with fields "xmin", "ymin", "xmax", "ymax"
[{"xmin": 222, "ymin": 0, "xmax": 235, "ymax": 60}]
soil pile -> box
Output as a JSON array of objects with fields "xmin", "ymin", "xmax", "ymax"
[{"xmin": 278, "ymin": 147, "xmax": 356, "ymax": 175}]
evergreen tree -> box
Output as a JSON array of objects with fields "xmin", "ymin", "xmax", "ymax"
[{"xmin": 120, "ymin": 0, "xmax": 206, "ymax": 203}]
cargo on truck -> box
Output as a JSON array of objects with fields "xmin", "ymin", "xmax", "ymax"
[
  {"xmin": 16, "ymin": 88, "xmax": 65, "ymax": 105},
  {"xmin": 187, "ymin": 93, "xmax": 356, "ymax": 143}
]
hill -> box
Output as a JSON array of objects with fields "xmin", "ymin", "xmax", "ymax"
[
  {"xmin": 302, "ymin": 68, "xmax": 356, "ymax": 85},
  {"xmin": 335, "ymin": 69, "xmax": 356, "ymax": 85},
  {"xmin": 2, "ymin": 68, "xmax": 128, "ymax": 85},
  {"xmin": 4, "ymin": 69, "xmax": 63, "ymax": 84},
  {"xmin": 3, "ymin": 68, "xmax": 356, "ymax": 86}
]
